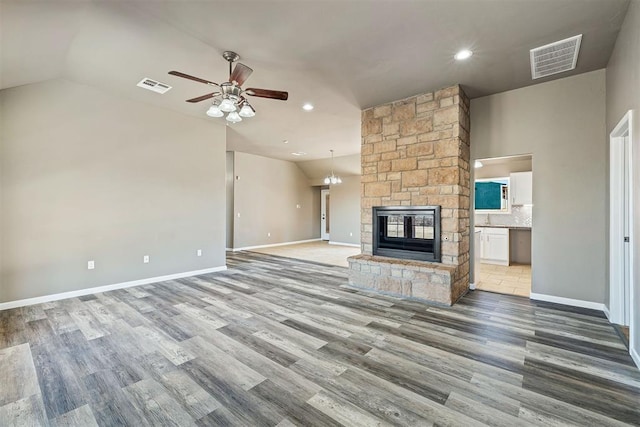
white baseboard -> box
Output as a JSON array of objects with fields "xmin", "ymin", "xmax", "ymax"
[
  {"xmin": 329, "ymin": 241, "xmax": 360, "ymax": 248},
  {"xmin": 0, "ymin": 266, "xmax": 227, "ymax": 311},
  {"xmin": 603, "ymin": 304, "xmax": 611, "ymax": 320},
  {"xmin": 631, "ymin": 347, "xmax": 640, "ymax": 369},
  {"xmin": 233, "ymin": 238, "xmax": 321, "ymax": 252},
  {"xmin": 529, "ymin": 292, "xmax": 606, "ymax": 312}
]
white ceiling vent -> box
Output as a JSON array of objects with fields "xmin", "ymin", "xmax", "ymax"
[
  {"xmin": 136, "ymin": 78, "xmax": 172, "ymax": 94},
  {"xmin": 530, "ymin": 34, "xmax": 582, "ymax": 80}
]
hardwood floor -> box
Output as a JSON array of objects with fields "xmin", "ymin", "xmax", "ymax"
[{"xmin": 0, "ymin": 251, "xmax": 638, "ymax": 426}]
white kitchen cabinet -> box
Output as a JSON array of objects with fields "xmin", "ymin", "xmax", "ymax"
[
  {"xmin": 510, "ymin": 171, "xmax": 533, "ymax": 205},
  {"xmin": 475, "ymin": 227, "xmax": 510, "ymax": 266}
]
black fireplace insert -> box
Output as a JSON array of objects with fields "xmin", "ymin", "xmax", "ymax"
[{"xmin": 373, "ymin": 206, "xmax": 441, "ymax": 262}]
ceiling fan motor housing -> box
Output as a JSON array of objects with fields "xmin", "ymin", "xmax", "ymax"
[
  {"xmin": 222, "ymin": 51, "xmax": 240, "ymax": 63},
  {"xmin": 220, "ymin": 82, "xmax": 242, "ymax": 101}
]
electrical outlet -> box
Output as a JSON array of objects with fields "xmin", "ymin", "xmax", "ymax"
[
  {"xmin": 267, "ymin": 232, "xmax": 271, "ymax": 237},
  {"xmin": 197, "ymin": 249, "xmax": 202, "ymax": 256},
  {"xmin": 350, "ymin": 232, "xmax": 353, "ymax": 237},
  {"xmin": 87, "ymin": 260, "xmax": 95, "ymax": 270},
  {"xmin": 237, "ymin": 212, "xmax": 241, "ymax": 218},
  {"xmin": 143, "ymin": 255, "xmax": 149, "ymax": 264}
]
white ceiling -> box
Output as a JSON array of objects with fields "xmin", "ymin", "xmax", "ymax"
[
  {"xmin": 475, "ymin": 154, "xmax": 532, "ymax": 179},
  {"xmin": 0, "ymin": 0, "xmax": 630, "ymax": 162},
  {"xmin": 296, "ymin": 153, "xmax": 362, "ymax": 180}
]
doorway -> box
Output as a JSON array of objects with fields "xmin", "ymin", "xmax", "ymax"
[
  {"xmin": 321, "ymin": 189, "xmax": 330, "ymax": 241},
  {"xmin": 609, "ymin": 111, "xmax": 634, "ymax": 346},
  {"xmin": 472, "ymin": 154, "xmax": 533, "ymax": 297}
]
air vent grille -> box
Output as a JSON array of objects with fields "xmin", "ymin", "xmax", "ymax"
[
  {"xmin": 136, "ymin": 78, "xmax": 172, "ymax": 94},
  {"xmin": 530, "ymin": 34, "xmax": 582, "ymax": 79}
]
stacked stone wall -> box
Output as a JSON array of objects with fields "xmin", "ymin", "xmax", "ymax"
[{"xmin": 349, "ymin": 85, "xmax": 471, "ymax": 305}]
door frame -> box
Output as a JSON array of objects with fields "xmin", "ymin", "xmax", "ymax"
[
  {"xmin": 609, "ymin": 110, "xmax": 634, "ymax": 339},
  {"xmin": 321, "ymin": 189, "xmax": 330, "ymax": 241}
]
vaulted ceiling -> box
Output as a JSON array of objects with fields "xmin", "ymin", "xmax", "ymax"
[{"xmin": 0, "ymin": 0, "xmax": 630, "ymax": 161}]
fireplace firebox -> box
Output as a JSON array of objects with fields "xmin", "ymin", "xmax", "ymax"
[{"xmin": 373, "ymin": 206, "xmax": 441, "ymax": 262}]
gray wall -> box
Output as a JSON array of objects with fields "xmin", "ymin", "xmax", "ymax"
[
  {"xmin": 226, "ymin": 151, "xmax": 234, "ymax": 249},
  {"xmin": 328, "ymin": 176, "xmax": 361, "ymax": 245},
  {"xmin": 231, "ymin": 151, "xmax": 319, "ymax": 248},
  {"xmin": 0, "ymin": 78, "xmax": 227, "ymax": 303},
  {"xmin": 471, "ymin": 69, "xmax": 607, "ymax": 303},
  {"xmin": 296, "ymin": 154, "xmax": 361, "ymax": 247},
  {"xmin": 606, "ymin": 0, "xmax": 640, "ymax": 362}
]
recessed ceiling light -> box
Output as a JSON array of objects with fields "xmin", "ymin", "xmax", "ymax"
[
  {"xmin": 302, "ymin": 103, "xmax": 314, "ymax": 111},
  {"xmin": 454, "ymin": 49, "xmax": 473, "ymax": 61},
  {"xmin": 291, "ymin": 151, "xmax": 307, "ymax": 156},
  {"xmin": 283, "ymin": 139, "xmax": 289, "ymax": 144}
]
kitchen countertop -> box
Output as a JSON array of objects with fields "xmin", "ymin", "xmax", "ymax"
[{"xmin": 475, "ymin": 225, "xmax": 532, "ymax": 230}]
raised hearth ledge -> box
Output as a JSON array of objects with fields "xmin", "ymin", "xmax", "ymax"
[{"xmin": 347, "ymin": 254, "xmax": 468, "ymax": 306}]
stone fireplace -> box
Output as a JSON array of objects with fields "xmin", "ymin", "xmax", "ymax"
[{"xmin": 348, "ymin": 85, "xmax": 470, "ymax": 305}]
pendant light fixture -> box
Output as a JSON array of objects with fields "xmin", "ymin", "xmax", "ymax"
[{"xmin": 323, "ymin": 149, "xmax": 342, "ymax": 185}]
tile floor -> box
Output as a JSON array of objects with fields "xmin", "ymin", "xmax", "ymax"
[
  {"xmin": 246, "ymin": 241, "xmax": 361, "ymax": 267},
  {"xmin": 475, "ymin": 262, "xmax": 532, "ymax": 297}
]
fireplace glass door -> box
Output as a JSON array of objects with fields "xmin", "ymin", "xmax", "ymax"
[{"xmin": 373, "ymin": 206, "xmax": 441, "ymax": 262}]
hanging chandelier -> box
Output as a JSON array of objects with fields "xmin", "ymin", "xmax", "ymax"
[{"xmin": 324, "ymin": 150, "xmax": 342, "ymax": 185}]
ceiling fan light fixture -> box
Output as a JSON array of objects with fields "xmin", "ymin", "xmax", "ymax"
[
  {"xmin": 239, "ymin": 103, "xmax": 255, "ymax": 118},
  {"xmin": 206, "ymin": 103, "xmax": 224, "ymax": 118},
  {"xmin": 226, "ymin": 111, "xmax": 242, "ymax": 123},
  {"xmin": 219, "ymin": 98, "xmax": 236, "ymax": 112},
  {"xmin": 169, "ymin": 51, "xmax": 289, "ymax": 123}
]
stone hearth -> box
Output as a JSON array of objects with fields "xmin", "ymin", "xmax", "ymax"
[{"xmin": 348, "ymin": 85, "xmax": 470, "ymax": 305}]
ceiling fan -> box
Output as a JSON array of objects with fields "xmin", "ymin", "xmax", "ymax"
[{"xmin": 168, "ymin": 51, "xmax": 288, "ymax": 123}]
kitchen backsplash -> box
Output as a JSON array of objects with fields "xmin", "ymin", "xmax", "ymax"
[{"xmin": 475, "ymin": 205, "xmax": 533, "ymax": 228}]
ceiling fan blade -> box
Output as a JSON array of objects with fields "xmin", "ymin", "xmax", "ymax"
[
  {"xmin": 185, "ymin": 92, "xmax": 218, "ymax": 103},
  {"xmin": 168, "ymin": 71, "xmax": 219, "ymax": 87},
  {"xmin": 245, "ymin": 88, "xmax": 289, "ymax": 101},
  {"xmin": 229, "ymin": 63, "xmax": 253, "ymax": 86}
]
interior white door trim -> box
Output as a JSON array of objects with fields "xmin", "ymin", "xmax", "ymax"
[
  {"xmin": 321, "ymin": 189, "xmax": 330, "ymax": 240},
  {"xmin": 609, "ymin": 111, "xmax": 634, "ymax": 339}
]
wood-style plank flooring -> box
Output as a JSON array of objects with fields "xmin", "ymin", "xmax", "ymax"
[{"xmin": 0, "ymin": 251, "xmax": 639, "ymax": 426}]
